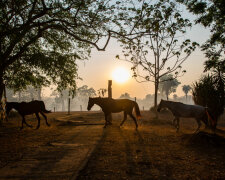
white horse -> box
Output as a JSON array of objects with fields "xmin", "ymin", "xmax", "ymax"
[{"xmin": 157, "ymin": 100, "xmax": 210, "ymax": 132}]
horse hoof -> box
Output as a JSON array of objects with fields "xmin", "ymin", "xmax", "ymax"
[
  {"xmin": 47, "ymin": 124, "xmax": 51, "ymax": 127},
  {"xmin": 35, "ymin": 126, "xmax": 40, "ymax": 130}
]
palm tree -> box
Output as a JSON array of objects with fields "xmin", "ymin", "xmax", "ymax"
[
  {"xmin": 182, "ymin": 85, "xmax": 191, "ymax": 101},
  {"xmin": 159, "ymin": 74, "xmax": 181, "ymax": 100}
]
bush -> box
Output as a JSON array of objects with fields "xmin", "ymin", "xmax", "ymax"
[{"xmin": 192, "ymin": 75, "xmax": 224, "ymax": 127}]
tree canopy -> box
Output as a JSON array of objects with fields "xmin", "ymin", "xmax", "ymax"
[
  {"xmin": 116, "ymin": 0, "xmax": 198, "ymax": 107},
  {"xmin": 182, "ymin": 84, "xmax": 191, "ymax": 100},
  {"xmin": 0, "ymin": 0, "xmax": 116, "ymax": 98}
]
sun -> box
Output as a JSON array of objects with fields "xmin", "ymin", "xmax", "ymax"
[{"xmin": 112, "ymin": 67, "xmax": 130, "ymax": 83}]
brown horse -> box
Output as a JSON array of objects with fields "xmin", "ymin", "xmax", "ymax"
[
  {"xmin": 6, "ymin": 100, "xmax": 51, "ymax": 129},
  {"xmin": 87, "ymin": 97, "xmax": 141, "ymax": 128}
]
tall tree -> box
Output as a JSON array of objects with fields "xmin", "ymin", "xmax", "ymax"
[
  {"xmin": 178, "ymin": 0, "xmax": 225, "ymax": 82},
  {"xmin": 116, "ymin": 0, "xmax": 198, "ymax": 108},
  {"xmin": 182, "ymin": 85, "xmax": 191, "ymax": 100},
  {"xmin": 0, "ymin": 0, "xmax": 116, "ymax": 100},
  {"xmin": 159, "ymin": 74, "xmax": 181, "ymax": 100}
]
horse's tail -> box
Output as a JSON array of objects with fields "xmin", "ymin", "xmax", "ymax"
[
  {"xmin": 40, "ymin": 101, "xmax": 51, "ymax": 113},
  {"xmin": 134, "ymin": 101, "xmax": 141, "ymax": 120}
]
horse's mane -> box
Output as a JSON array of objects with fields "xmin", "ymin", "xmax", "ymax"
[{"xmin": 163, "ymin": 100, "xmax": 184, "ymax": 105}]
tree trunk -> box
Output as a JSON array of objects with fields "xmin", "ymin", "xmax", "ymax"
[{"xmin": 154, "ymin": 80, "xmax": 159, "ymax": 109}]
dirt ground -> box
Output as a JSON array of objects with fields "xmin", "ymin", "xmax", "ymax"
[{"xmin": 0, "ymin": 110, "xmax": 225, "ymax": 179}]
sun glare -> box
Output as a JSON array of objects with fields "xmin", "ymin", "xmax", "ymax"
[{"xmin": 112, "ymin": 67, "xmax": 130, "ymax": 83}]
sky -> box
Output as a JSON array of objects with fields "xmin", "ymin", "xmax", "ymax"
[
  {"xmin": 76, "ymin": 23, "xmax": 210, "ymax": 99},
  {"xmin": 41, "ymin": 5, "xmax": 211, "ymax": 100}
]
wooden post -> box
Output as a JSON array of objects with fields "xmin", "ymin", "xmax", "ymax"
[
  {"xmin": 80, "ymin": 105, "xmax": 82, "ymax": 111},
  {"xmin": 135, "ymin": 97, "xmax": 136, "ymax": 102},
  {"xmin": 108, "ymin": 80, "xmax": 112, "ymax": 98},
  {"xmin": 68, "ymin": 98, "xmax": 70, "ymax": 115},
  {"xmin": 108, "ymin": 80, "xmax": 112, "ymax": 122}
]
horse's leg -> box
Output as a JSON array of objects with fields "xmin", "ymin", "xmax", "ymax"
[
  {"xmin": 22, "ymin": 115, "xmax": 33, "ymax": 128},
  {"xmin": 128, "ymin": 113, "xmax": 138, "ymax": 129},
  {"xmin": 172, "ymin": 117, "xmax": 177, "ymax": 126},
  {"xmin": 35, "ymin": 113, "xmax": 41, "ymax": 129},
  {"xmin": 176, "ymin": 117, "xmax": 180, "ymax": 132},
  {"xmin": 40, "ymin": 112, "xmax": 50, "ymax": 127},
  {"xmin": 24, "ymin": 119, "xmax": 33, "ymax": 128},
  {"xmin": 104, "ymin": 113, "xmax": 109, "ymax": 128},
  {"xmin": 108, "ymin": 113, "xmax": 112, "ymax": 125},
  {"xmin": 120, "ymin": 111, "xmax": 127, "ymax": 127},
  {"xmin": 20, "ymin": 115, "xmax": 32, "ymax": 129},
  {"xmin": 195, "ymin": 119, "xmax": 201, "ymax": 133},
  {"xmin": 20, "ymin": 116, "xmax": 25, "ymax": 130}
]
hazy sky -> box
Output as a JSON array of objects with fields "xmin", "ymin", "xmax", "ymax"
[{"xmin": 76, "ymin": 23, "xmax": 210, "ymax": 99}]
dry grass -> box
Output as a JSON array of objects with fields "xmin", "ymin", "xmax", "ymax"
[{"xmin": 0, "ymin": 110, "xmax": 225, "ymax": 179}]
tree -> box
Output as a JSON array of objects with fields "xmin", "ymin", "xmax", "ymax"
[
  {"xmin": 97, "ymin": 88, "xmax": 107, "ymax": 97},
  {"xmin": 77, "ymin": 85, "xmax": 96, "ymax": 98},
  {"xmin": 116, "ymin": 0, "xmax": 198, "ymax": 108},
  {"xmin": 182, "ymin": 85, "xmax": 191, "ymax": 100},
  {"xmin": 192, "ymin": 75, "xmax": 224, "ymax": 128},
  {"xmin": 180, "ymin": 0, "xmax": 224, "ymax": 127},
  {"xmin": 0, "ymin": 0, "xmax": 116, "ymax": 100},
  {"xmin": 178, "ymin": 0, "xmax": 225, "ymax": 82},
  {"xmin": 119, "ymin": 92, "xmax": 131, "ymax": 99},
  {"xmin": 173, "ymin": 94, "xmax": 178, "ymax": 101},
  {"xmin": 178, "ymin": 0, "xmax": 224, "ymax": 47},
  {"xmin": 159, "ymin": 74, "xmax": 181, "ymax": 100}
]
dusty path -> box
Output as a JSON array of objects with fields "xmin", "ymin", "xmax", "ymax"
[
  {"xmin": 77, "ymin": 112, "xmax": 225, "ymax": 179},
  {"xmin": 0, "ymin": 112, "xmax": 104, "ymax": 180},
  {"xmin": 1, "ymin": 111, "xmax": 225, "ymax": 179}
]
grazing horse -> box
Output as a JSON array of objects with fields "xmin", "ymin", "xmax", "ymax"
[
  {"xmin": 6, "ymin": 100, "xmax": 51, "ymax": 129},
  {"xmin": 87, "ymin": 97, "xmax": 141, "ymax": 129},
  {"xmin": 157, "ymin": 99, "xmax": 209, "ymax": 132}
]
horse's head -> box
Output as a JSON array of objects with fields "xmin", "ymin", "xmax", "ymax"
[
  {"xmin": 87, "ymin": 97, "xmax": 95, "ymax": 111},
  {"xmin": 157, "ymin": 99, "xmax": 164, "ymax": 112}
]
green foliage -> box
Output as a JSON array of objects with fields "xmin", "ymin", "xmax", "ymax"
[
  {"xmin": 192, "ymin": 75, "xmax": 224, "ymax": 125},
  {"xmin": 178, "ymin": 0, "xmax": 225, "ymax": 79},
  {"xmin": 0, "ymin": 0, "xmax": 115, "ymax": 97},
  {"xmin": 179, "ymin": 0, "xmax": 225, "ymax": 46}
]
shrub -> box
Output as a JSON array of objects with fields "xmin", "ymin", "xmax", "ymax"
[{"xmin": 192, "ymin": 75, "xmax": 224, "ymax": 127}]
